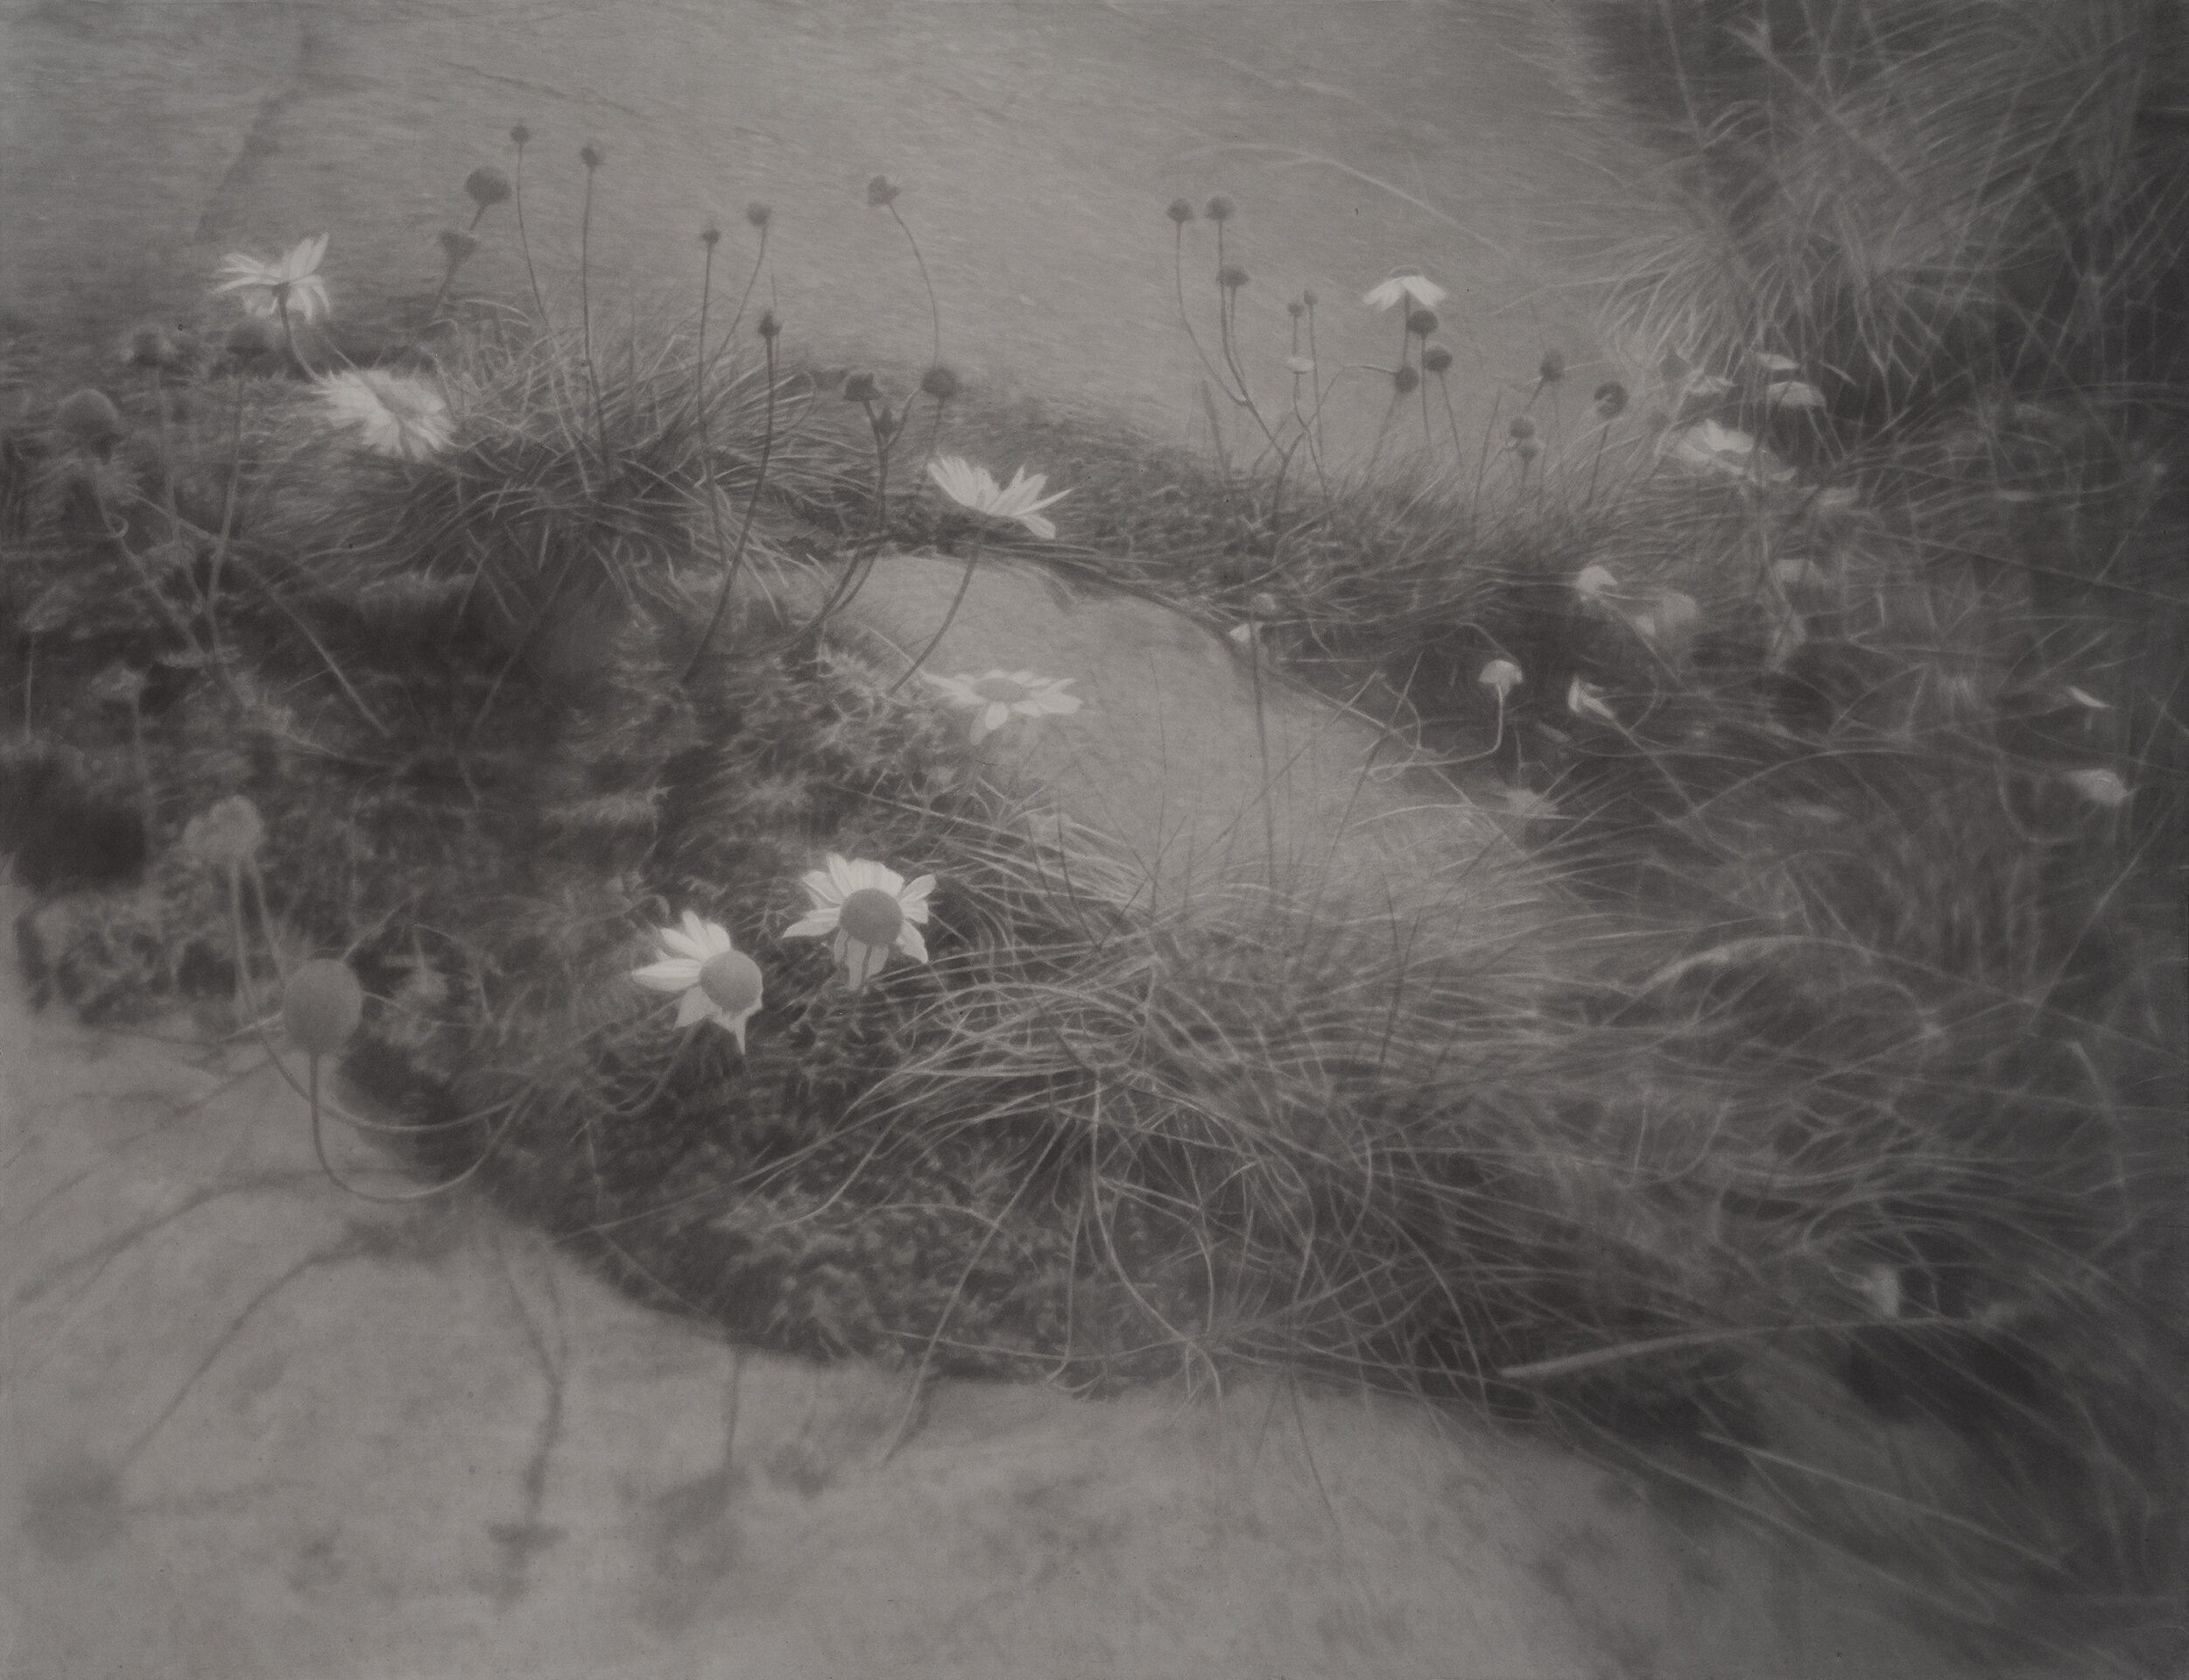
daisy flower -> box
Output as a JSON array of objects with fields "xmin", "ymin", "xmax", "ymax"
[
  {"xmin": 1362, "ymin": 269, "xmax": 1447, "ymax": 313},
  {"xmin": 925, "ymin": 669, "xmax": 1081, "ymax": 743},
  {"xmin": 316, "ymin": 369, "xmax": 454, "ymax": 461},
  {"xmin": 784, "ymin": 854, "xmax": 934, "ymax": 992},
  {"xmin": 631, "ymin": 910, "xmax": 764, "ymax": 1050},
  {"xmin": 213, "ymin": 235, "xmax": 332, "ymax": 323},
  {"xmin": 926, "ymin": 456, "xmax": 1069, "ymax": 540}
]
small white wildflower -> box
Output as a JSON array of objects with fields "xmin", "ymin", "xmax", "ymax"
[
  {"xmin": 1572, "ymin": 564, "xmax": 1621, "ymax": 602},
  {"xmin": 925, "ymin": 669, "xmax": 1081, "ymax": 744},
  {"xmin": 316, "ymin": 369, "xmax": 454, "ymax": 461},
  {"xmin": 1566, "ymin": 676, "xmax": 1616, "ymax": 723},
  {"xmin": 213, "ymin": 235, "xmax": 332, "ymax": 323},
  {"xmin": 2064, "ymin": 768, "xmax": 2130, "ymax": 808},
  {"xmin": 1765, "ymin": 379, "xmax": 1827, "ymax": 411},
  {"xmin": 1478, "ymin": 658, "xmax": 1523, "ymax": 700},
  {"xmin": 631, "ymin": 911, "xmax": 764, "ymax": 1050},
  {"xmin": 783, "ymin": 854, "xmax": 935, "ymax": 992},
  {"xmin": 1362, "ymin": 270, "xmax": 1447, "ymax": 313},
  {"xmin": 926, "ymin": 455, "xmax": 1069, "ymax": 540}
]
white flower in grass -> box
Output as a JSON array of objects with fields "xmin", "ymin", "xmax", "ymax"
[
  {"xmin": 1478, "ymin": 658, "xmax": 1523, "ymax": 700},
  {"xmin": 1566, "ymin": 676, "xmax": 1617, "ymax": 723},
  {"xmin": 2064, "ymin": 768, "xmax": 2131, "ymax": 809},
  {"xmin": 926, "ymin": 669, "xmax": 1081, "ymax": 743},
  {"xmin": 1362, "ymin": 270, "xmax": 1446, "ymax": 312},
  {"xmin": 926, "ymin": 455, "xmax": 1070, "ymax": 540},
  {"xmin": 631, "ymin": 911, "xmax": 764, "ymax": 1050},
  {"xmin": 1754, "ymin": 352, "xmax": 1801, "ymax": 374},
  {"xmin": 784, "ymin": 854, "xmax": 935, "ymax": 992},
  {"xmin": 316, "ymin": 369, "xmax": 454, "ymax": 460},
  {"xmin": 1765, "ymin": 378, "xmax": 1827, "ymax": 411},
  {"xmin": 213, "ymin": 234, "xmax": 332, "ymax": 322},
  {"xmin": 1572, "ymin": 563, "xmax": 1621, "ymax": 602},
  {"xmin": 2064, "ymin": 685, "xmax": 2111, "ymax": 713}
]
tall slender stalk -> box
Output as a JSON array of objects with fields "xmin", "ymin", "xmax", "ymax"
[
  {"xmin": 577, "ymin": 144, "xmax": 612, "ymax": 473},
  {"xmin": 883, "ymin": 531, "xmax": 984, "ymax": 699},
  {"xmin": 510, "ymin": 125, "xmax": 550, "ymax": 327}
]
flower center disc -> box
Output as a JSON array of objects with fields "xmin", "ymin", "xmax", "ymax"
[
  {"xmin": 969, "ymin": 676, "xmax": 1031, "ymax": 704},
  {"xmin": 698, "ymin": 949, "xmax": 762, "ymax": 1012},
  {"xmin": 838, "ymin": 888, "xmax": 904, "ymax": 946}
]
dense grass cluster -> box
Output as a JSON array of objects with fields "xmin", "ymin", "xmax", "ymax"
[{"xmin": 1, "ymin": 8, "xmax": 2183, "ymax": 1670}]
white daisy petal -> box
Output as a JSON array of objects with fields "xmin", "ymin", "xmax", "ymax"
[
  {"xmin": 658, "ymin": 927, "xmax": 707, "ymax": 960},
  {"xmin": 799, "ymin": 866, "xmax": 845, "ymax": 905},
  {"xmin": 826, "ymin": 854, "xmax": 858, "ymax": 895},
  {"xmin": 784, "ymin": 910, "xmax": 841, "ymax": 940},
  {"xmin": 845, "ymin": 938, "xmax": 886, "ymax": 991},
  {"xmin": 674, "ymin": 987, "xmax": 714, "ymax": 1027},
  {"xmin": 895, "ymin": 922, "xmax": 928, "ymax": 965},
  {"xmin": 897, "ymin": 874, "xmax": 936, "ymax": 920},
  {"xmin": 633, "ymin": 957, "xmax": 702, "ymax": 990},
  {"xmin": 968, "ymin": 713, "xmax": 996, "ymax": 744},
  {"xmin": 981, "ymin": 701, "xmax": 1012, "ymax": 736}
]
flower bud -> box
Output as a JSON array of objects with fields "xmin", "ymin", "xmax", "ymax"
[
  {"xmin": 1592, "ymin": 381, "xmax": 1629, "ymax": 418},
  {"xmin": 1286, "ymin": 299, "xmax": 1304, "ymax": 320},
  {"xmin": 464, "ymin": 166, "xmax": 512, "ymax": 212},
  {"xmin": 1166, "ymin": 198, "xmax": 1194, "ymax": 225},
  {"xmin": 757, "ymin": 310, "xmax": 780, "ymax": 341},
  {"xmin": 1508, "ymin": 415, "xmax": 1537, "ymax": 441},
  {"xmin": 1204, "ymin": 194, "xmax": 1235, "ymax": 223},
  {"xmin": 867, "ymin": 174, "xmax": 899, "ymax": 207},
  {"xmin": 283, "ymin": 958, "xmax": 364, "ymax": 1058},
  {"xmin": 1517, "ymin": 437, "xmax": 1543, "ymax": 463},
  {"xmin": 1393, "ymin": 365, "xmax": 1419, "ymax": 395},
  {"xmin": 1422, "ymin": 345, "xmax": 1453, "ymax": 375},
  {"xmin": 1405, "ymin": 308, "xmax": 1439, "ymax": 338},
  {"xmin": 1218, "ymin": 264, "xmax": 1248, "ymax": 291},
  {"xmin": 438, "ymin": 229, "xmax": 479, "ymax": 268},
  {"xmin": 123, "ymin": 322, "xmax": 184, "ymax": 373},
  {"xmin": 872, "ymin": 406, "xmax": 898, "ymax": 442},
  {"xmin": 920, "ymin": 364, "xmax": 960, "ymax": 402},
  {"xmin": 510, "ymin": 123, "xmax": 531, "ymax": 147},
  {"xmin": 54, "ymin": 389, "xmax": 122, "ymax": 451},
  {"xmin": 699, "ymin": 224, "xmax": 721, "ymax": 248},
  {"xmin": 842, "ymin": 371, "xmax": 878, "ymax": 404},
  {"xmin": 746, "ymin": 201, "xmax": 772, "ymax": 228},
  {"xmin": 1478, "ymin": 657, "xmax": 1523, "ymax": 699},
  {"xmin": 1538, "ymin": 349, "xmax": 1566, "ymax": 383},
  {"xmin": 580, "ymin": 142, "xmax": 606, "ymax": 170},
  {"xmin": 181, "ymin": 793, "xmax": 265, "ymax": 868}
]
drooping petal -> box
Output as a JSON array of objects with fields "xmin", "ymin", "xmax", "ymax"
[
  {"xmin": 843, "ymin": 937, "xmax": 887, "ymax": 991},
  {"xmin": 783, "ymin": 909, "xmax": 841, "ymax": 939},
  {"xmin": 674, "ymin": 987, "xmax": 715, "ymax": 1027},
  {"xmin": 894, "ymin": 922, "xmax": 928, "ymax": 965},
  {"xmin": 980, "ymin": 701, "xmax": 1012, "ymax": 737},
  {"xmin": 633, "ymin": 957, "xmax": 703, "ymax": 991}
]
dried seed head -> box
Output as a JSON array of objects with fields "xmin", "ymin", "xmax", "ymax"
[
  {"xmin": 464, "ymin": 166, "xmax": 512, "ymax": 211},
  {"xmin": 580, "ymin": 141, "xmax": 606, "ymax": 170},
  {"xmin": 746, "ymin": 201, "xmax": 771, "ymax": 228},
  {"xmin": 225, "ymin": 317, "xmax": 280, "ymax": 362},
  {"xmin": 1393, "ymin": 365, "xmax": 1419, "ymax": 395},
  {"xmin": 1592, "ymin": 380, "xmax": 1629, "ymax": 418},
  {"xmin": 1422, "ymin": 345, "xmax": 1453, "ymax": 375},
  {"xmin": 54, "ymin": 389, "xmax": 122, "ymax": 450},
  {"xmin": 438, "ymin": 228, "xmax": 479, "ymax": 268},
  {"xmin": 1508, "ymin": 415, "xmax": 1537, "ymax": 441},
  {"xmin": 509, "ymin": 123, "xmax": 531, "ymax": 147},
  {"xmin": 1166, "ymin": 198, "xmax": 1195, "ymax": 225},
  {"xmin": 1516, "ymin": 437, "xmax": 1543, "ymax": 462},
  {"xmin": 1538, "ymin": 349, "xmax": 1566, "ymax": 383},
  {"xmin": 1406, "ymin": 308, "xmax": 1439, "ymax": 338},
  {"xmin": 866, "ymin": 174, "xmax": 899, "ymax": 207},
  {"xmin": 1218, "ymin": 264, "xmax": 1248, "ymax": 291},
  {"xmin": 871, "ymin": 406, "xmax": 898, "ymax": 442},
  {"xmin": 1286, "ymin": 299, "xmax": 1304, "ymax": 319},
  {"xmin": 283, "ymin": 958, "xmax": 364, "ymax": 1058},
  {"xmin": 1204, "ymin": 194, "xmax": 1235, "ymax": 223},
  {"xmin": 123, "ymin": 321, "xmax": 184, "ymax": 372},
  {"xmin": 920, "ymin": 364, "xmax": 961, "ymax": 402},
  {"xmin": 181, "ymin": 793, "xmax": 265, "ymax": 868},
  {"xmin": 700, "ymin": 224, "xmax": 721, "ymax": 248},
  {"xmin": 757, "ymin": 310, "xmax": 780, "ymax": 341},
  {"xmin": 841, "ymin": 371, "xmax": 878, "ymax": 404}
]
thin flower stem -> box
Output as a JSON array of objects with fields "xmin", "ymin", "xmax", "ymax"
[
  {"xmin": 883, "ymin": 533, "xmax": 985, "ymax": 698},
  {"xmin": 1172, "ymin": 225, "xmax": 1234, "ymax": 399},
  {"xmin": 578, "ymin": 165, "xmax": 612, "ymax": 474},
  {"xmin": 681, "ymin": 331, "xmax": 779, "ymax": 683},
  {"xmin": 707, "ymin": 225, "xmax": 770, "ymax": 385},
  {"xmin": 693, "ymin": 236, "xmax": 715, "ymax": 424},
  {"xmin": 203, "ymin": 382, "xmax": 247, "ymax": 668},
  {"xmin": 887, "ymin": 202, "xmax": 941, "ymax": 371},
  {"xmin": 276, "ymin": 294, "xmax": 307, "ymax": 378},
  {"xmin": 512, "ymin": 139, "xmax": 551, "ymax": 327},
  {"xmin": 1244, "ymin": 602, "xmax": 1278, "ymax": 873}
]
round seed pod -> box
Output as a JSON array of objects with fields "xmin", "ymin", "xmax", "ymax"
[
  {"xmin": 464, "ymin": 166, "xmax": 513, "ymax": 212},
  {"xmin": 284, "ymin": 958, "xmax": 364, "ymax": 1058}
]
